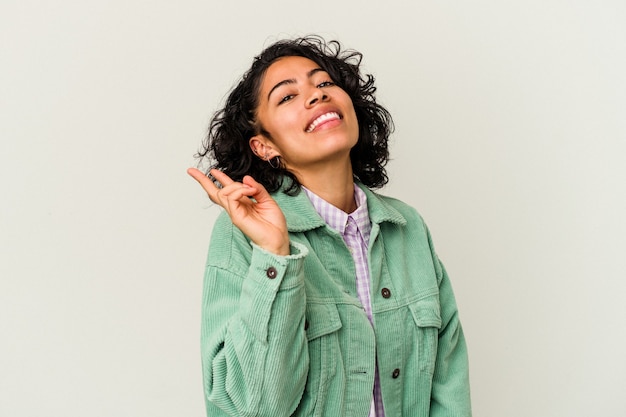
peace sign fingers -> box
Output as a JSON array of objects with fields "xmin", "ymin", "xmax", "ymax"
[{"xmin": 187, "ymin": 168, "xmax": 290, "ymax": 255}]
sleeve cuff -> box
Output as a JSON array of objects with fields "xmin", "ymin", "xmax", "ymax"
[{"xmin": 247, "ymin": 241, "xmax": 309, "ymax": 291}]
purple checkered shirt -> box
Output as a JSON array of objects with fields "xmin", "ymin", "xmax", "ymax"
[{"xmin": 302, "ymin": 185, "xmax": 385, "ymax": 417}]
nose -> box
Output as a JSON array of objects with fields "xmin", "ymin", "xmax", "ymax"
[{"xmin": 306, "ymin": 89, "xmax": 329, "ymax": 107}]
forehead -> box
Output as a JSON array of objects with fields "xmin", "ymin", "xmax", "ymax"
[{"xmin": 259, "ymin": 56, "xmax": 322, "ymax": 90}]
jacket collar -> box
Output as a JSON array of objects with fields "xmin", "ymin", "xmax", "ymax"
[{"xmin": 271, "ymin": 178, "xmax": 407, "ymax": 233}]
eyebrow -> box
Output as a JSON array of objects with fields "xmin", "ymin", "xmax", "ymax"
[{"xmin": 267, "ymin": 67, "xmax": 326, "ymax": 100}]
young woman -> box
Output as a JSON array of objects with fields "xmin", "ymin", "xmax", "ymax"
[{"xmin": 188, "ymin": 36, "xmax": 471, "ymax": 417}]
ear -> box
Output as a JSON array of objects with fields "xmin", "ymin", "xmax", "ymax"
[{"xmin": 249, "ymin": 135, "xmax": 279, "ymax": 159}]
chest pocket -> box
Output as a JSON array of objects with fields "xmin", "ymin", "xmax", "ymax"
[
  {"xmin": 408, "ymin": 297, "xmax": 442, "ymax": 375},
  {"xmin": 296, "ymin": 303, "xmax": 342, "ymax": 416}
]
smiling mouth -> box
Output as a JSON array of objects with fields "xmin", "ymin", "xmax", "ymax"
[{"xmin": 305, "ymin": 112, "xmax": 341, "ymax": 133}]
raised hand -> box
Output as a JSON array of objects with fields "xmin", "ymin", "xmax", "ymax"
[{"xmin": 187, "ymin": 168, "xmax": 290, "ymax": 256}]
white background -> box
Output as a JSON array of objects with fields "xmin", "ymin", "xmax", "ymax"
[{"xmin": 1, "ymin": 1, "xmax": 625, "ymax": 416}]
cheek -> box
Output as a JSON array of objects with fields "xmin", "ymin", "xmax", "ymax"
[
  {"xmin": 269, "ymin": 108, "xmax": 301, "ymax": 133},
  {"xmin": 343, "ymin": 97, "xmax": 359, "ymax": 131},
  {"xmin": 349, "ymin": 108, "xmax": 360, "ymax": 138}
]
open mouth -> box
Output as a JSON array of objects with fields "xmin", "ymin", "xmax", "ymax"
[{"xmin": 305, "ymin": 112, "xmax": 341, "ymax": 133}]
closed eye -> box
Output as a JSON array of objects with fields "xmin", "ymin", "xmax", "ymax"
[
  {"xmin": 277, "ymin": 80, "xmax": 333, "ymax": 104},
  {"xmin": 317, "ymin": 81, "xmax": 335, "ymax": 88},
  {"xmin": 279, "ymin": 94, "xmax": 295, "ymax": 104}
]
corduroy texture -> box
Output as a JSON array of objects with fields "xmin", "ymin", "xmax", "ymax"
[{"xmin": 200, "ymin": 182, "xmax": 471, "ymax": 416}]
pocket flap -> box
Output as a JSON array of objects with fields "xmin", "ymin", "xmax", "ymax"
[
  {"xmin": 408, "ymin": 298, "xmax": 442, "ymax": 328},
  {"xmin": 305, "ymin": 303, "xmax": 342, "ymax": 341}
]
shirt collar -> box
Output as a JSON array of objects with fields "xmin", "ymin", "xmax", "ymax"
[
  {"xmin": 301, "ymin": 184, "xmax": 370, "ymax": 236},
  {"xmin": 270, "ymin": 177, "xmax": 407, "ymax": 233}
]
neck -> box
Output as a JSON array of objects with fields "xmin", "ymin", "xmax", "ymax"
[{"xmin": 294, "ymin": 162, "xmax": 356, "ymax": 213}]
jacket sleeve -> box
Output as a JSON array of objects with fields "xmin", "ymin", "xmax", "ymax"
[
  {"xmin": 201, "ymin": 214, "xmax": 310, "ymax": 416},
  {"xmin": 427, "ymin": 228, "xmax": 473, "ymax": 417}
]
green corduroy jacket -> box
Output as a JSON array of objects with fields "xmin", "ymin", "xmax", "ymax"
[{"xmin": 200, "ymin": 182, "xmax": 471, "ymax": 416}]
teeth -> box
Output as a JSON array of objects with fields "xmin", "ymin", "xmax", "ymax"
[{"xmin": 306, "ymin": 112, "xmax": 340, "ymax": 133}]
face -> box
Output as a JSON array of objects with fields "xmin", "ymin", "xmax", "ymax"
[{"xmin": 250, "ymin": 56, "xmax": 359, "ymax": 175}]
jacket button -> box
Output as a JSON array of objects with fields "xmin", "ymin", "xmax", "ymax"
[
  {"xmin": 266, "ymin": 267, "xmax": 277, "ymax": 279},
  {"xmin": 392, "ymin": 368, "xmax": 400, "ymax": 379},
  {"xmin": 381, "ymin": 287, "xmax": 391, "ymax": 298}
]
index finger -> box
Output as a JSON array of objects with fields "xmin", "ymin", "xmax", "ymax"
[
  {"xmin": 208, "ymin": 169, "xmax": 236, "ymax": 187},
  {"xmin": 187, "ymin": 167, "xmax": 220, "ymax": 201}
]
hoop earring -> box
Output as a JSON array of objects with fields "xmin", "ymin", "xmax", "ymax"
[{"xmin": 267, "ymin": 155, "xmax": 281, "ymax": 169}]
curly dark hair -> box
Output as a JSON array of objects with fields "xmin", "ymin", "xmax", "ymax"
[{"xmin": 195, "ymin": 35, "xmax": 394, "ymax": 194}]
